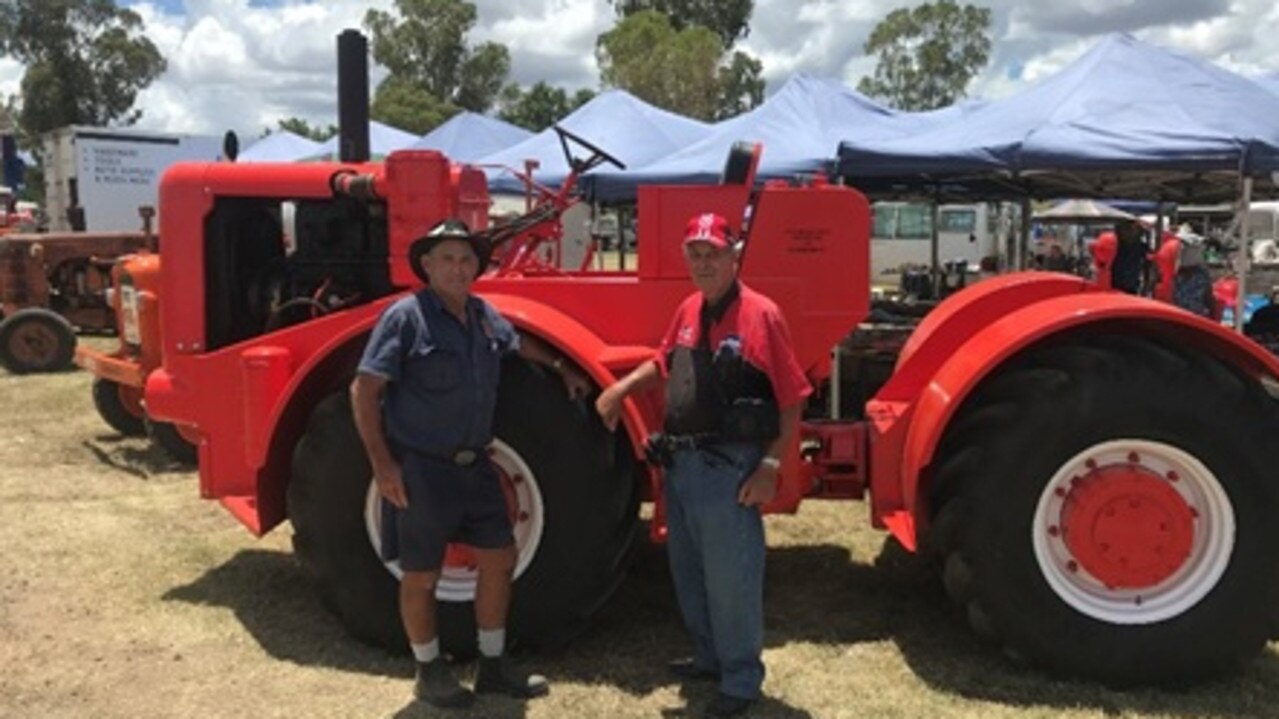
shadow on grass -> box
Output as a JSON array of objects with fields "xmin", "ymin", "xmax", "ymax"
[
  {"xmin": 161, "ymin": 537, "xmax": 1279, "ymax": 718},
  {"xmin": 82, "ymin": 434, "xmax": 191, "ymax": 478}
]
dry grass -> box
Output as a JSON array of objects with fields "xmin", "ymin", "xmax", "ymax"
[{"xmin": 2, "ymin": 351, "xmax": 1279, "ymax": 718}]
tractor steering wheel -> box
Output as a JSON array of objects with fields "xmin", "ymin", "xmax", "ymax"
[{"xmin": 554, "ymin": 126, "xmax": 627, "ymax": 174}]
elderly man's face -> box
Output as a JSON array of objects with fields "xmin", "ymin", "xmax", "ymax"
[
  {"xmin": 421, "ymin": 238, "xmax": 479, "ymax": 302},
  {"xmin": 683, "ymin": 241, "xmax": 738, "ymax": 301}
]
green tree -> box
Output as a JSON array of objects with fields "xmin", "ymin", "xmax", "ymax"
[
  {"xmin": 277, "ymin": 118, "xmax": 336, "ymax": 141},
  {"xmin": 0, "ymin": 0, "xmax": 166, "ymax": 134},
  {"xmin": 498, "ymin": 81, "xmax": 595, "ymax": 131},
  {"xmin": 597, "ymin": 10, "xmax": 725, "ymax": 121},
  {"xmin": 716, "ymin": 50, "xmax": 763, "ymax": 120},
  {"xmin": 364, "ymin": 0, "xmax": 510, "ymax": 113},
  {"xmin": 857, "ymin": 0, "xmax": 992, "ymax": 111},
  {"xmin": 613, "ymin": 0, "xmax": 752, "ymax": 49},
  {"xmin": 369, "ymin": 76, "xmax": 461, "ymax": 135}
]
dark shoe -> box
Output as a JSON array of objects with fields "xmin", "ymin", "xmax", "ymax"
[
  {"xmin": 706, "ymin": 692, "xmax": 754, "ymax": 717},
  {"xmin": 668, "ymin": 657, "xmax": 719, "ymax": 682},
  {"xmin": 474, "ymin": 655, "xmax": 550, "ymax": 699},
  {"xmin": 414, "ymin": 660, "xmax": 474, "ymax": 708}
]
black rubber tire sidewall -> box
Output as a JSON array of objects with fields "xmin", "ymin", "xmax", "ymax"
[
  {"xmin": 147, "ymin": 419, "xmax": 198, "ymax": 465},
  {"xmin": 0, "ymin": 308, "xmax": 76, "ymax": 374},
  {"xmin": 92, "ymin": 378, "xmax": 146, "ymax": 436}
]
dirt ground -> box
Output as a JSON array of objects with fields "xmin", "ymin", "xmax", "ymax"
[{"xmin": 3, "ymin": 355, "xmax": 1279, "ymax": 719}]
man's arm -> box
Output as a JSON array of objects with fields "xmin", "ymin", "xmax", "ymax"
[
  {"xmin": 594, "ymin": 359, "xmax": 662, "ymax": 431},
  {"xmin": 738, "ymin": 403, "xmax": 802, "ymax": 507},
  {"xmin": 515, "ymin": 333, "xmax": 592, "ymax": 400},
  {"xmin": 350, "ymin": 373, "xmax": 407, "ymax": 509}
]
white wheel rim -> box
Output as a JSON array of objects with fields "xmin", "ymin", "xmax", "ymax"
[
  {"xmin": 364, "ymin": 438, "xmax": 546, "ymax": 602},
  {"xmin": 1032, "ymin": 439, "xmax": 1234, "ymax": 624}
]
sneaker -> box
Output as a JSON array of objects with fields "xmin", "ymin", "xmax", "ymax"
[
  {"xmin": 474, "ymin": 655, "xmax": 550, "ymax": 699},
  {"xmin": 668, "ymin": 657, "xmax": 719, "ymax": 682},
  {"xmin": 413, "ymin": 660, "xmax": 474, "ymax": 708},
  {"xmin": 706, "ymin": 692, "xmax": 754, "ymax": 717}
]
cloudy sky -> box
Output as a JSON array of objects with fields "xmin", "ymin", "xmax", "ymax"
[{"xmin": 5, "ymin": 0, "xmax": 1279, "ymax": 139}]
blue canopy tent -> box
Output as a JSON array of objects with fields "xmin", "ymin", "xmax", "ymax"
[
  {"xmin": 585, "ymin": 75, "xmax": 979, "ymax": 202},
  {"xmin": 1257, "ymin": 72, "xmax": 1279, "ymax": 97},
  {"xmin": 308, "ymin": 120, "xmax": 421, "ymax": 160},
  {"xmin": 837, "ymin": 33, "xmax": 1279, "ymax": 204},
  {"xmin": 475, "ymin": 90, "xmax": 711, "ymax": 195},
  {"xmin": 411, "ymin": 112, "xmax": 533, "ymax": 163},
  {"xmin": 238, "ymin": 130, "xmax": 324, "ymax": 162}
]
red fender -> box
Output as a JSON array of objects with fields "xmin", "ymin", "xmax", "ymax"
[{"xmin": 871, "ymin": 287, "xmax": 1279, "ymax": 550}]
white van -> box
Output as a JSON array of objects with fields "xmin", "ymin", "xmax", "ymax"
[{"xmin": 869, "ymin": 202, "xmax": 999, "ymax": 281}]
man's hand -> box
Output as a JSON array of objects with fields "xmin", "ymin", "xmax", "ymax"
[
  {"xmin": 595, "ymin": 384, "xmax": 626, "ymax": 431},
  {"xmin": 560, "ymin": 365, "xmax": 593, "ymax": 401},
  {"xmin": 374, "ymin": 460, "xmax": 408, "ymax": 509},
  {"xmin": 737, "ymin": 464, "xmax": 778, "ymax": 507}
]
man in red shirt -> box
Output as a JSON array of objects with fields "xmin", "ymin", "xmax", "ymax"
[{"xmin": 596, "ymin": 212, "xmax": 810, "ymax": 717}]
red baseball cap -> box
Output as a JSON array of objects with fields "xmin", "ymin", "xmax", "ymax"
[{"xmin": 683, "ymin": 212, "xmax": 732, "ymax": 249}]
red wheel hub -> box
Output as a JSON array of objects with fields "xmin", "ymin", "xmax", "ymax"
[{"xmin": 1058, "ymin": 464, "xmax": 1196, "ymax": 589}]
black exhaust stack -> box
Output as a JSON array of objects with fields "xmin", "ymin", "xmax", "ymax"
[{"xmin": 337, "ymin": 29, "xmax": 369, "ymax": 163}]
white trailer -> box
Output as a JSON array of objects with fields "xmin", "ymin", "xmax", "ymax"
[{"xmin": 42, "ymin": 126, "xmax": 222, "ymax": 232}]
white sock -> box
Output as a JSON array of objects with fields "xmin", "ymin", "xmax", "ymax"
[
  {"xmin": 478, "ymin": 628, "xmax": 505, "ymax": 658},
  {"xmin": 411, "ymin": 638, "xmax": 440, "ymax": 664}
]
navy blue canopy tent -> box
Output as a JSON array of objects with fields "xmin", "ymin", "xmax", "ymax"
[
  {"xmin": 308, "ymin": 120, "xmax": 420, "ymax": 160},
  {"xmin": 838, "ymin": 33, "xmax": 1279, "ymax": 203},
  {"xmin": 238, "ymin": 130, "xmax": 324, "ymax": 162},
  {"xmin": 411, "ymin": 112, "xmax": 533, "ymax": 162},
  {"xmin": 475, "ymin": 90, "xmax": 711, "ymax": 195},
  {"xmin": 587, "ymin": 75, "xmax": 964, "ymax": 202}
]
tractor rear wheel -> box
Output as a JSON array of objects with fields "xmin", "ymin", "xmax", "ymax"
[
  {"xmin": 289, "ymin": 359, "xmax": 640, "ymax": 656},
  {"xmin": 0, "ymin": 308, "xmax": 76, "ymax": 374},
  {"xmin": 929, "ymin": 335, "xmax": 1279, "ymax": 686},
  {"xmin": 147, "ymin": 419, "xmax": 198, "ymax": 465},
  {"xmin": 92, "ymin": 378, "xmax": 146, "ymax": 436}
]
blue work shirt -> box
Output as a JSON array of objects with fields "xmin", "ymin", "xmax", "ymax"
[{"xmin": 358, "ymin": 289, "xmax": 521, "ymax": 455}]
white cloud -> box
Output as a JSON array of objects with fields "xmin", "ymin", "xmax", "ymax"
[{"xmin": 6, "ymin": 0, "xmax": 1279, "ymax": 138}]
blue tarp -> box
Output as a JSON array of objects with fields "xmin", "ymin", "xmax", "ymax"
[
  {"xmin": 309, "ymin": 120, "xmax": 421, "ymax": 160},
  {"xmin": 838, "ymin": 33, "xmax": 1279, "ymax": 199},
  {"xmin": 475, "ymin": 89, "xmax": 711, "ymax": 195},
  {"xmin": 238, "ymin": 130, "xmax": 324, "ymax": 162},
  {"xmin": 411, "ymin": 112, "xmax": 533, "ymax": 163},
  {"xmin": 585, "ymin": 75, "xmax": 977, "ymax": 202}
]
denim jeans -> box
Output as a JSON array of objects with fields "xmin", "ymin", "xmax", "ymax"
[{"xmin": 665, "ymin": 441, "xmax": 766, "ymax": 700}]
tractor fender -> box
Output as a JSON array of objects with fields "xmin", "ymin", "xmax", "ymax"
[
  {"xmin": 888, "ymin": 290, "xmax": 1279, "ymax": 541},
  {"xmin": 482, "ymin": 292, "xmax": 658, "ymax": 461}
]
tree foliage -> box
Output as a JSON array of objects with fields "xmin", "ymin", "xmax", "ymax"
[
  {"xmin": 364, "ymin": 0, "xmax": 509, "ymax": 114},
  {"xmin": 613, "ymin": 0, "xmax": 752, "ymax": 49},
  {"xmin": 0, "ymin": 0, "xmax": 166, "ymax": 134},
  {"xmin": 369, "ymin": 76, "xmax": 461, "ymax": 135},
  {"xmin": 598, "ymin": 10, "xmax": 758, "ymax": 121},
  {"xmin": 277, "ymin": 118, "xmax": 336, "ymax": 141},
  {"xmin": 857, "ymin": 0, "xmax": 992, "ymax": 111},
  {"xmin": 498, "ymin": 82, "xmax": 595, "ymax": 131}
]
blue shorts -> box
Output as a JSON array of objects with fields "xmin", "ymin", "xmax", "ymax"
[{"xmin": 382, "ymin": 451, "xmax": 515, "ymax": 572}]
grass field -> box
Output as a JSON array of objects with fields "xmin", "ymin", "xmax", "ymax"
[{"xmin": 2, "ymin": 346, "xmax": 1278, "ymax": 718}]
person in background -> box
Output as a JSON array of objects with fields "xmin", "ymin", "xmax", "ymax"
[
  {"xmin": 351, "ymin": 219, "xmax": 590, "ymax": 709},
  {"xmin": 595, "ymin": 212, "xmax": 811, "ymax": 718}
]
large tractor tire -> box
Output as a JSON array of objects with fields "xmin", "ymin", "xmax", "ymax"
[
  {"xmin": 289, "ymin": 359, "xmax": 640, "ymax": 656},
  {"xmin": 92, "ymin": 378, "xmax": 146, "ymax": 436},
  {"xmin": 147, "ymin": 419, "xmax": 198, "ymax": 465},
  {"xmin": 0, "ymin": 308, "xmax": 76, "ymax": 374},
  {"xmin": 928, "ymin": 334, "xmax": 1279, "ymax": 686}
]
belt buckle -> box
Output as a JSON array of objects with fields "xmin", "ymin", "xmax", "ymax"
[{"xmin": 453, "ymin": 449, "xmax": 478, "ymax": 466}]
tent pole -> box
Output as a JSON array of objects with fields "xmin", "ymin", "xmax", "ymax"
[
  {"xmin": 1235, "ymin": 176, "xmax": 1253, "ymax": 332},
  {"xmin": 930, "ymin": 198, "xmax": 941, "ymax": 294},
  {"xmin": 1020, "ymin": 198, "xmax": 1033, "ymax": 270}
]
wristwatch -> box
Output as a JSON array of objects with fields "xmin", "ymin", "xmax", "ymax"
[{"xmin": 760, "ymin": 456, "xmax": 781, "ymax": 471}]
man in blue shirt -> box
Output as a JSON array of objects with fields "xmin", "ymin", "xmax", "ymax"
[{"xmin": 351, "ymin": 219, "xmax": 590, "ymax": 708}]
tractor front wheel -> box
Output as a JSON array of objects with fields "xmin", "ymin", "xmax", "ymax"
[
  {"xmin": 289, "ymin": 359, "xmax": 640, "ymax": 656},
  {"xmin": 147, "ymin": 419, "xmax": 198, "ymax": 465},
  {"xmin": 930, "ymin": 335, "xmax": 1279, "ymax": 685},
  {"xmin": 0, "ymin": 308, "xmax": 76, "ymax": 374},
  {"xmin": 92, "ymin": 378, "xmax": 146, "ymax": 436}
]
